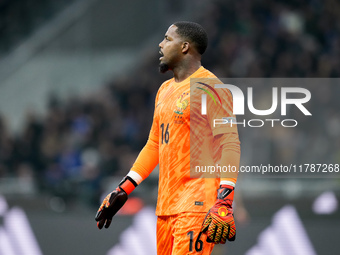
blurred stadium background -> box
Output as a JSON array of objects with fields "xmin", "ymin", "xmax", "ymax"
[{"xmin": 0, "ymin": 0, "xmax": 340, "ymax": 254}]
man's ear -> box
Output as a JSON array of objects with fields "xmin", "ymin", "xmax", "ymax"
[{"xmin": 182, "ymin": 42, "xmax": 190, "ymax": 54}]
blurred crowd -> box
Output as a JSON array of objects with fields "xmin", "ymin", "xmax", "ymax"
[{"xmin": 0, "ymin": 0, "xmax": 340, "ymax": 207}]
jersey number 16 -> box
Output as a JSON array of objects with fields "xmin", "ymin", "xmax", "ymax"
[{"xmin": 160, "ymin": 123, "xmax": 169, "ymax": 144}]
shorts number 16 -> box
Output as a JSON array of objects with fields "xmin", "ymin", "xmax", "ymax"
[{"xmin": 187, "ymin": 231, "xmax": 203, "ymax": 252}]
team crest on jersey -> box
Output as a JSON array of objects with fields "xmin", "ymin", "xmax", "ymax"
[
  {"xmin": 174, "ymin": 92, "xmax": 189, "ymax": 114},
  {"xmin": 174, "ymin": 92, "xmax": 189, "ymax": 124}
]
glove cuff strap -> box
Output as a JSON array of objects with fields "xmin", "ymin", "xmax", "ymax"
[
  {"xmin": 119, "ymin": 176, "xmax": 138, "ymax": 195},
  {"xmin": 217, "ymin": 185, "xmax": 235, "ymax": 201}
]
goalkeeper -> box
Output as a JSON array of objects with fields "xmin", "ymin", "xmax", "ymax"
[{"xmin": 96, "ymin": 21, "xmax": 240, "ymax": 255}]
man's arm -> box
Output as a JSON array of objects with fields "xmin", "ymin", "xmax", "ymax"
[
  {"xmin": 200, "ymin": 132, "xmax": 240, "ymax": 243},
  {"xmin": 219, "ymin": 132, "xmax": 240, "ymax": 185},
  {"xmin": 129, "ymin": 135, "xmax": 159, "ymax": 181},
  {"xmin": 198, "ymin": 79, "xmax": 240, "ymax": 242},
  {"xmin": 95, "ymin": 88, "xmax": 161, "ymax": 229}
]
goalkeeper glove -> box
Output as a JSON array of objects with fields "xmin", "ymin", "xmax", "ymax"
[
  {"xmin": 95, "ymin": 176, "xmax": 137, "ymax": 229},
  {"xmin": 200, "ymin": 185, "xmax": 236, "ymax": 243}
]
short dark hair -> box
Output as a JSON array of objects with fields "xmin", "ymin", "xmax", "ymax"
[{"xmin": 173, "ymin": 21, "xmax": 208, "ymax": 55}]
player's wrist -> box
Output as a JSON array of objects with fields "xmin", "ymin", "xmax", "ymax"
[
  {"xmin": 217, "ymin": 185, "xmax": 234, "ymax": 206},
  {"xmin": 118, "ymin": 176, "xmax": 138, "ymax": 195}
]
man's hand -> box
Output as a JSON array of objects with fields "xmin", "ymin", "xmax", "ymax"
[
  {"xmin": 95, "ymin": 188, "xmax": 128, "ymax": 229},
  {"xmin": 200, "ymin": 185, "xmax": 236, "ymax": 244},
  {"xmin": 95, "ymin": 176, "xmax": 137, "ymax": 229}
]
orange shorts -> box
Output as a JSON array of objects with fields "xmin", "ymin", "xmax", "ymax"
[{"xmin": 157, "ymin": 212, "xmax": 215, "ymax": 255}]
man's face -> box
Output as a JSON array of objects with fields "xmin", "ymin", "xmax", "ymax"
[{"xmin": 158, "ymin": 25, "xmax": 184, "ymax": 73}]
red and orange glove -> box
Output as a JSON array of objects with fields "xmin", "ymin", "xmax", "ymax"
[
  {"xmin": 95, "ymin": 176, "xmax": 137, "ymax": 229},
  {"xmin": 200, "ymin": 185, "xmax": 236, "ymax": 243}
]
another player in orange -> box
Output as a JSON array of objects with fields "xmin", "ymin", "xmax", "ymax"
[{"xmin": 96, "ymin": 21, "xmax": 241, "ymax": 255}]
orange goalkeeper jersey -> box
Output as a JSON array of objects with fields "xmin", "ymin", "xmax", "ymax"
[{"xmin": 132, "ymin": 66, "xmax": 240, "ymax": 216}]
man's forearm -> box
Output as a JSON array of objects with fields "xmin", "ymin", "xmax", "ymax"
[
  {"xmin": 219, "ymin": 132, "xmax": 240, "ymax": 185},
  {"xmin": 130, "ymin": 136, "xmax": 159, "ymax": 182}
]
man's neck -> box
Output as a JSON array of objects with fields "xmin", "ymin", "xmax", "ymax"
[{"xmin": 173, "ymin": 61, "xmax": 202, "ymax": 83}]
